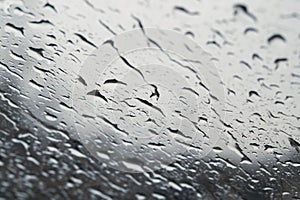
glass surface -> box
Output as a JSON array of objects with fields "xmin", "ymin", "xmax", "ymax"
[{"xmin": 0, "ymin": 0, "xmax": 299, "ymax": 199}]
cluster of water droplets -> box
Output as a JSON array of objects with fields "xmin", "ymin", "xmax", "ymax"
[{"xmin": 0, "ymin": 0, "xmax": 299, "ymax": 199}]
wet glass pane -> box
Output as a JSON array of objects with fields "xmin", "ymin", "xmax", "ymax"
[{"xmin": 0, "ymin": 0, "xmax": 299, "ymax": 199}]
